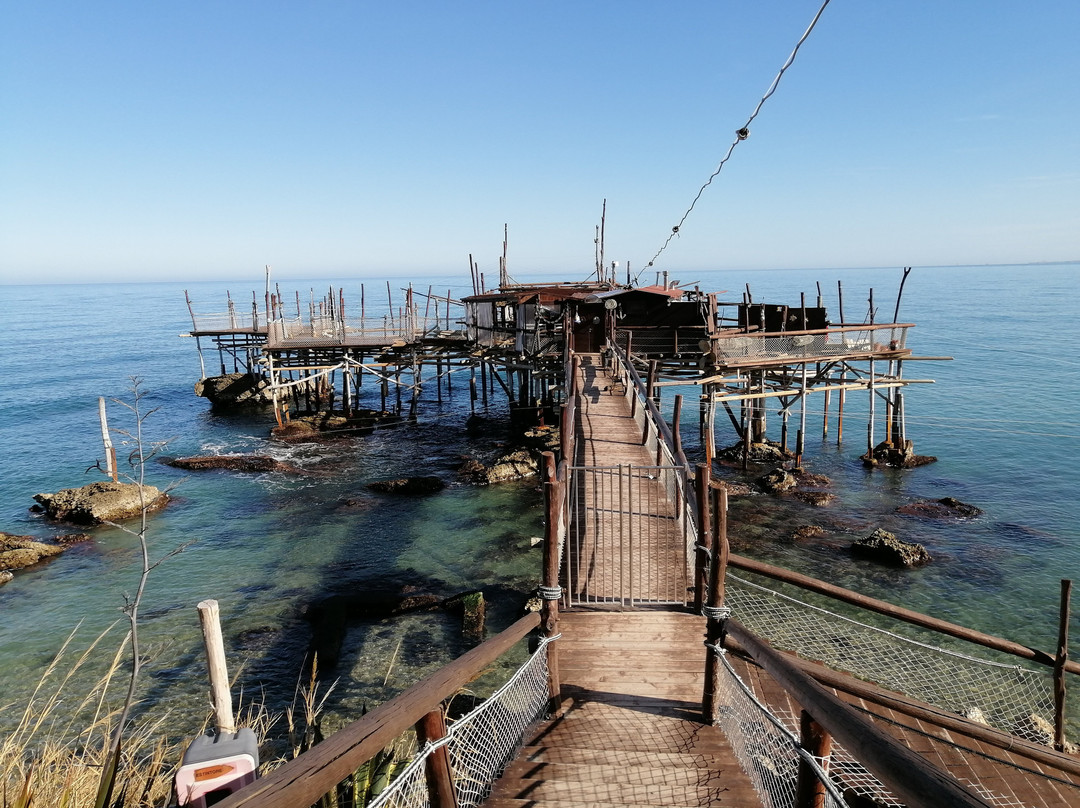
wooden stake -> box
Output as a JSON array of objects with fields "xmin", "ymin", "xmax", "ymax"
[
  {"xmin": 197, "ymin": 599, "xmax": 235, "ymax": 734},
  {"xmin": 98, "ymin": 397, "xmax": 117, "ymax": 482}
]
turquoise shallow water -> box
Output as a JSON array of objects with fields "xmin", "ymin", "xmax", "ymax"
[{"xmin": 0, "ymin": 265, "xmax": 1077, "ymax": 740}]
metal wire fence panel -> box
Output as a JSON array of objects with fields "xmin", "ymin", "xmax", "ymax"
[
  {"xmin": 368, "ymin": 641, "xmax": 552, "ymax": 808},
  {"xmin": 726, "ymin": 573, "xmax": 1056, "ymax": 742},
  {"xmin": 713, "ymin": 326, "xmax": 909, "ymax": 363},
  {"xmin": 566, "ymin": 465, "xmax": 691, "ymax": 605}
]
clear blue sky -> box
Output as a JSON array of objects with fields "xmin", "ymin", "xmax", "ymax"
[{"xmin": 2, "ymin": 1, "xmax": 1077, "ymax": 284}]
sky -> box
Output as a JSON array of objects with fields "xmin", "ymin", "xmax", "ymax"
[{"xmin": 2, "ymin": 1, "xmax": 1078, "ymax": 284}]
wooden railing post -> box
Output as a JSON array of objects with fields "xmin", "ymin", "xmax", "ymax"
[
  {"xmin": 693, "ymin": 463, "xmax": 711, "ymax": 614},
  {"xmin": 1055, "ymin": 578, "xmax": 1072, "ymax": 752},
  {"xmin": 702, "ymin": 483, "xmax": 729, "ymax": 723},
  {"xmin": 416, "ymin": 709, "xmax": 457, "ymax": 808},
  {"xmin": 795, "ymin": 710, "xmax": 832, "ymax": 808},
  {"xmin": 540, "ymin": 452, "xmax": 562, "ymax": 712},
  {"xmin": 672, "ymin": 394, "xmax": 683, "ymax": 459}
]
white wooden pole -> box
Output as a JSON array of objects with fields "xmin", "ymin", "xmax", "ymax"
[
  {"xmin": 98, "ymin": 397, "xmax": 117, "ymax": 482},
  {"xmin": 197, "ymin": 599, "xmax": 236, "ymax": 734}
]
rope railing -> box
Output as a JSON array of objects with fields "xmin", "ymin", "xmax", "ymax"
[{"xmin": 711, "ymin": 323, "xmax": 911, "ymax": 365}]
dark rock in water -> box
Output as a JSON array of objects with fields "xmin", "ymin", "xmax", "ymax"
[
  {"xmin": 458, "ymin": 450, "xmax": 537, "ymax": 485},
  {"xmin": 851, "ymin": 528, "xmax": 931, "ymax": 567},
  {"xmin": 367, "ymin": 476, "xmax": 446, "ymax": 495},
  {"xmin": 757, "ymin": 469, "xmax": 797, "ymax": 494},
  {"xmin": 55, "ymin": 533, "xmax": 93, "ymax": 545},
  {"xmin": 195, "ymin": 373, "xmax": 273, "ymax": 410},
  {"xmin": 33, "ymin": 481, "xmax": 168, "ymax": 525},
  {"xmin": 791, "ymin": 491, "xmax": 836, "ymax": 506},
  {"xmin": 897, "ymin": 497, "xmax": 983, "ymax": 519},
  {"xmin": 272, "ymin": 410, "xmax": 404, "ymax": 441},
  {"xmin": 862, "ymin": 439, "xmax": 936, "ymax": 469},
  {"xmin": 793, "ymin": 469, "xmax": 832, "ymax": 487},
  {"xmin": 790, "ymin": 525, "xmax": 828, "ymax": 541},
  {"xmin": 0, "ymin": 532, "xmax": 66, "ymax": 576},
  {"xmin": 166, "ymin": 455, "xmax": 302, "ymax": 474},
  {"xmin": 719, "ymin": 440, "xmax": 791, "ymax": 463}
]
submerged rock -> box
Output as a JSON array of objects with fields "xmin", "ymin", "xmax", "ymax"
[
  {"xmin": 790, "ymin": 525, "xmax": 828, "ymax": 541},
  {"xmin": 367, "ymin": 476, "xmax": 446, "ymax": 495},
  {"xmin": 791, "ymin": 491, "xmax": 836, "ymax": 506},
  {"xmin": 166, "ymin": 455, "xmax": 301, "ymax": 474},
  {"xmin": 32, "ymin": 481, "xmax": 167, "ymax": 525},
  {"xmin": 851, "ymin": 528, "xmax": 931, "ymax": 567},
  {"xmin": 897, "ymin": 497, "xmax": 982, "ymax": 519}
]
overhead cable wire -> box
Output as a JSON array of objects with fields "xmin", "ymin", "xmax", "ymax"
[{"xmin": 638, "ymin": 0, "xmax": 833, "ymax": 279}]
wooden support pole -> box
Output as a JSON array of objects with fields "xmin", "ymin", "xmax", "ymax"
[
  {"xmin": 197, "ymin": 599, "xmax": 236, "ymax": 734},
  {"xmin": 98, "ymin": 397, "xmax": 118, "ymax": 482},
  {"xmin": 702, "ymin": 483, "xmax": 729, "ymax": 723},
  {"xmin": 796, "ymin": 710, "xmax": 833, "ymax": 808},
  {"xmin": 1055, "ymin": 578, "xmax": 1072, "ymax": 752},
  {"xmin": 541, "ymin": 452, "xmax": 562, "ymax": 711},
  {"xmin": 415, "ymin": 709, "xmax": 457, "ymax": 808},
  {"xmin": 694, "ymin": 463, "xmax": 712, "ymax": 613}
]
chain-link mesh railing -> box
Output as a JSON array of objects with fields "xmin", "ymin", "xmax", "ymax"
[
  {"xmin": 368, "ymin": 638, "xmax": 553, "ymax": 808},
  {"xmin": 726, "ymin": 573, "xmax": 1056, "ymax": 742}
]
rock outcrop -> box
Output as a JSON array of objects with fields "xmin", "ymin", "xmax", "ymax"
[
  {"xmin": 0, "ymin": 532, "xmax": 65, "ymax": 577},
  {"xmin": 862, "ymin": 439, "xmax": 936, "ymax": 468},
  {"xmin": 458, "ymin": 449, "xmax": 538, "ymax": 485},
  {"xmin": 32, "ymin": 481, "xmax": 168, "ymax": 525},
  {"xmin": 851, "ymin": 528, "xmax": 931, "ymax": 567},
  {"xmin": 166, "ymin": 455, "xmax": 301, "ymax": 474},
  {"xmin": 195, "ymin": 373, "xmax": 273, "ymax": 410}
]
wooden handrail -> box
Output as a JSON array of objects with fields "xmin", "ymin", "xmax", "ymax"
[
  {"xmin": 725, "ymin": 619, "xmax": 996, "ymax": 808},
  {"xmin": 729, "ymin": 554, "xmax": 1080, "ymax": 675},
  {"xmin": 215, "ymin": 612, "xmax": 541, "ymax": 808}
]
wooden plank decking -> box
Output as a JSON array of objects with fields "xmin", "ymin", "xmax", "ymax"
[
  {"xmin": 486, "ymin": 610, "xmax": 762, "ymax": 807},
  {"xmin": 567, "ymin": 354, "xmax": 690, "ymax": 605}
]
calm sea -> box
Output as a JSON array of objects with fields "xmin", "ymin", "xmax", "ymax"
[{"xmin": 1, "ymin": 264, "xmax": 1077, "ymax": 739}]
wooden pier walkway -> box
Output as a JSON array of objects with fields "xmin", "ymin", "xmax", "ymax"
[
  {"xmin": 485, "ymin": 352, "xmax": 1080, "ymax": 808},
  {"xmin": 566, "ymin": 354, "xmax": 691, "ymax": 606}
]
